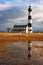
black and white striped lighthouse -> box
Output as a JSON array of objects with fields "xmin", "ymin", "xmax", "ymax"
[{"xmin": 26, "ymin": 6, "xmax": 32, "ymax": 33}]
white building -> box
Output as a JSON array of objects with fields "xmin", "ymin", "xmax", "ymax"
[{"xmin": 13, "ymin": 25, "xmax": 27, "ymax": 33}]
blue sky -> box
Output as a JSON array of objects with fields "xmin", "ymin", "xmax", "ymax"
[{"xmin": 0, "ymin": 0, "xmax": 43, "ymax": 32}]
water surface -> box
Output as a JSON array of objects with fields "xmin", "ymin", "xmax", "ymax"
[{"xmin": 0, "ymin": 41, "xmax": 43, "ymax": 65}]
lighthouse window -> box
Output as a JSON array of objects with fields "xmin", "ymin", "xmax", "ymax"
[
  {"xmin": 28, "ymin": 16, "xmax": 31, "ymax": 19},
  {"xmin": 28, "ymin": 23, "xmax": 32, "ymax": 27}
]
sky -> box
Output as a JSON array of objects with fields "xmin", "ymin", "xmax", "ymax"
[{"xmin": 0, "ymin": 0, "xmax": 43, "ymax": 32}]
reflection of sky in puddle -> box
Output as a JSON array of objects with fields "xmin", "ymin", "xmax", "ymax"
[
  {"xmin": 32, "ymin": 41, "xmax": 43, "ymax": 46},
  {"xmin": 0, "ymin": 42, "xmax": 43, "ymax": 65}
]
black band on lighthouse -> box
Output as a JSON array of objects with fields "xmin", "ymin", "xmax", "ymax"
[
  {"xmin": 28, "ymin": 23, "xmax": 32, "ymax": 27},
  {"xmin": 28, "ymin": 16, "xmax": 31, "ymax": 20},
  {"xmin": 28, "ymin": 29, "xmax": 32, "ymax": 31}
]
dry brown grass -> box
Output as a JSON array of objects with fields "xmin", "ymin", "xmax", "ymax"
[{"xmin": 0, "ymin": 32, "xmax": 43, "ymax": 42}]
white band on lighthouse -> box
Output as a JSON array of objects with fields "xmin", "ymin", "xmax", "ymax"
[{"xmin": 28, "ymin": 20, "xmax": 32, "ymax": 23}]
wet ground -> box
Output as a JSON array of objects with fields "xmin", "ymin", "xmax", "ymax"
[{"xmin": 0, "ymin": 41, "xmax": 43, "ymax": 65}]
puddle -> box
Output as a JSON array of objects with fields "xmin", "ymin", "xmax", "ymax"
[{"xmin": 0, "ymin": 41, "xmax": 43, "ymax": 65}]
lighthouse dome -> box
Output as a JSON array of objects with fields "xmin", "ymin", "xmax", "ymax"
[{"xmin": 28, "ymin": 6, "xmax": 32, "ymax": 12}]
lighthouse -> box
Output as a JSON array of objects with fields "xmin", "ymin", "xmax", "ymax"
[{"xmin": 26, "ymin": 6, "xmax": 32, "ymax": 33}]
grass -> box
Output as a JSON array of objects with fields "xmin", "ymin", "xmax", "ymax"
[{"xmin": 0, "ymin": 32, "xmax": 43, "ymax": 42}]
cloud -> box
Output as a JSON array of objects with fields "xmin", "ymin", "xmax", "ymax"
[
  {"xmin": 0, "ymin": 0, "xmax": 43, "ymax": 32},
  {"xmin": 0, "ymin": 2, "xmax": 12, "ymax": 10},
  {"xmin": 0, "ymin": 6, "xmax": 27, "ymax": 31}
]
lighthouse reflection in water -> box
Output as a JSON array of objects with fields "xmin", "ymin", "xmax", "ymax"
[{"xmin": 28, "ymin": 41, "xmax": 32, "ymax": 60}]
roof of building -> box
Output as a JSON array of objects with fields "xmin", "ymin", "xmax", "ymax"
[{"xmin": 14, "ymin": 25, "xmax": 27, "ymax": 27}]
